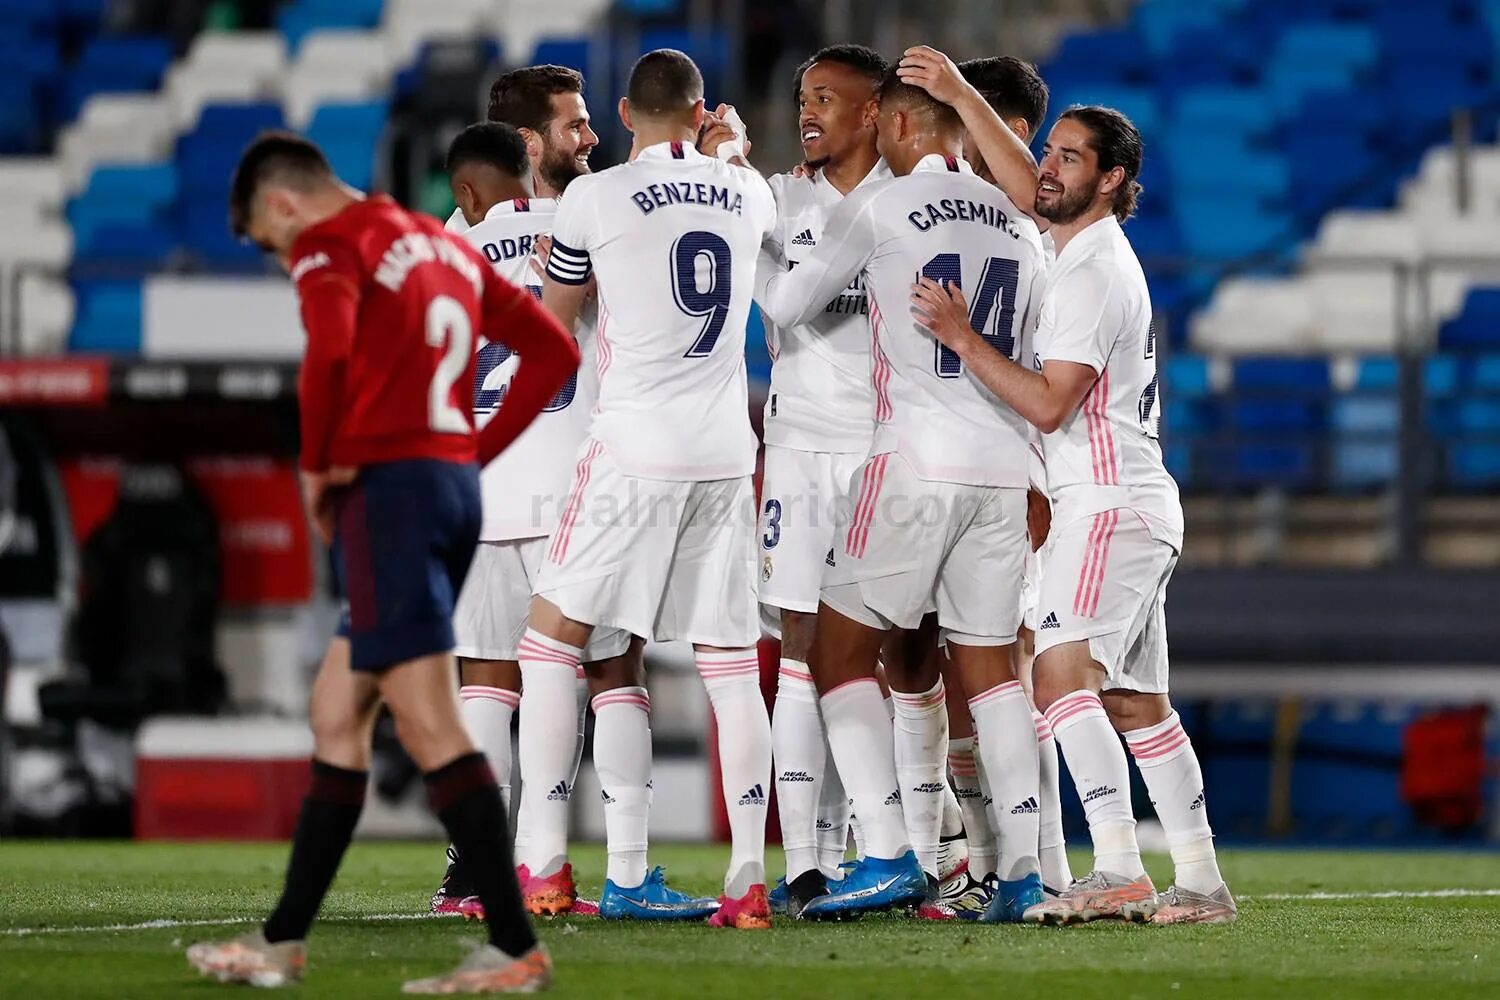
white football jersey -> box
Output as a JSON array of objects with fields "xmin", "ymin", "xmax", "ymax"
[
  {"xmin": 756, "ymin": 154, "xmax": 1045, "ymax": 488},
  {"xmin": 546, "ymin": 140, "xmax": 776, "ymax": 481},
  {"xmin": 450, "ymin": 198, "xmax": 597, "ymax": 540},
  {"xmin": 1032, "ymin": 214, "xmax": 1183, "ymax": 548},
  {"xmin": 760, "ymin": 161, "xmax": 891, "ymax": 454}
]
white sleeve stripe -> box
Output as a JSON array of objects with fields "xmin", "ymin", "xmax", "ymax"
[
  {"xmin": 550, "ymin": 240, "xmax": 590, "ymax": 263},
  {"xmin": 548, "ymin": 258, "xmax": 589, "ymax": 275},
  {"xmin": 546, "ymin": 258, "xmax": 591, "ymax": 285}
]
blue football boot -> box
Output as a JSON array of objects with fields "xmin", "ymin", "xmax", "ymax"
[
  {"xmin": 798, "ymin": 851, "xmax": 926, "ymax": 920},
  {"xmin": 768, "ymin": 877, "xmax": 790, "ymax": 915},
  {"xmin": 980, "ymin": 871, "xmax": 1045, "ymax": 923},
  {"xmin": 599, "ymin": 867, "xmax": 720, "ymax": 921}
]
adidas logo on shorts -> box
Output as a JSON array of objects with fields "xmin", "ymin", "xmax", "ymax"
[
  {"xmin": 1040, "ymin": 611, "xmax": 1061, "ymax": 630},
  {"xmin": 883, "ymin": 789, "xmax": 903, "ymax": 806},
  {"xmin": 547, "ymin": 781, "xmax": 571, "ymax": 802},
  {"xmin": 601, "ymin": 789, "xmax": 617, "ymax": 805},
  {"xmin": 791, "ymin": 228, "xmax": 816, "ymax": 246},
  {"xmin": 825, "ymin": 548, "xmax": 836, "ymax": 567},
  {"xmin": 1010, "ymin": 796, "xmax": 1039, "ymax": 815},
  {"xmin": 738, "ymin": 783, "xmax": 766, "ymax": 806}
]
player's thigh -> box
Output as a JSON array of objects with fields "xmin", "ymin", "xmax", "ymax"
[
  {"xmin": 377, "ymin": 651, "xmax": 470, "ymax": 771},
  {"xmin": 658, "ymin": 475, "xmax": 759, "ymax": 648},
  {"xmin": 454, "ymin": 539, "xmax": 535, "ymax": 664},
  {"xmin": 935, "ymin": 485, "xmax": 1026, "ymax": 649},
  {"xmin": 1033, "ymin": 509, "xmax": 1174, "ymax": 697},
  {"xmin": 308, "ymin": 636, "xmax": 383, "ymax": 769},
  {"xmin": 533, "ymin": 443, "xmax": 688, "ymax": 639},
  {"xmin": 821, "ymin": 453, "xmax": 947, "ymax": 633},
  {"xmin": 758, "ymin": 446, "xmax": 859, "ymax": 617},
  {"xmin": 334, "ymin": 459, "xmax": 478, "ymax": 674}
]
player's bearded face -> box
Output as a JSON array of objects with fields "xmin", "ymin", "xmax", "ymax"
[
  {"xmin": 798, "ymin": 61, "xmax": 877, "ymax": 170},
  {"xmin": 537, "ymin": 92, "xmax": 597, "ymax": 192},
  {"xmin": 1036, "ymin": 119, "xmax": 1104, "ymax": 224}
]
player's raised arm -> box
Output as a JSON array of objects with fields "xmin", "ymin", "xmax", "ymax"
[
  {"xmin": 898, "ymin": 45, "xmax": 1040, "ymax": 219},
  {"xmin": 754, "ymin": 187, "xmax": 875, "ymax": 329},
  {"xmin": 911, "ymin": 275, "xmax": 1096, "ymax": 433},
  {"xmin": 474, "ymin": 261, "xmax": 581, "ymax": 466}
]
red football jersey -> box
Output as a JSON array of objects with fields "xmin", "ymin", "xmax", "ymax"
[{"xmin": 289, "ymin": 195, "xmax": 571, "ymax": 472}]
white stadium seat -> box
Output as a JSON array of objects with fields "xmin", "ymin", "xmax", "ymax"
[
  {"xmin": 163, "ymin": 64, "xmax": 279, "ymax": 131},
  {"xmin": 1307, "ymin": 210, "xmax": 1423, "ymax": 262},
  {"xmin": 0, "ymin": 160, "xmax": 65, "ymax": 212},
  {"xmin": 0, "ymin": 218, "xmax": 72, "ymax": 268},
  {"xmin": 1191, "ymin": 277, "xmax": 1315, "ymax": 354},
  {"xmin": 16, "ymin": 272, "xmax": 75, "ymax": 356},
  {"xmin": 57, "ymin": 94, "xmax": 175, "ymax": 192},
  {"xmin": 384, "ymin": 0, "xmax": 493, "ymax": 64},
  {"xmin": 279, "ymin": 31, "xmax": 396, "ymax": 129},
  {"xmin": 183, "ymin": 31, "xmax": 288, "ymax": 80}
]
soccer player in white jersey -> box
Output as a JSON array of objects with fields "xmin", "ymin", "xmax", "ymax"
[
  {"xmin": 755, "ymin": 69, "xmax": 1049, "ymax": 922},
  {"xmin": 526, "ymin": 49, "xmax": 778, "ymax": 930},
  {"xmin": 754, "ymin": 43, "xmax": 890, "ymax": 917},
  {"xmin": 901, "ymin": 44, "xmax": 1236, "ymax": 925},
  {"xmin": 438, "ymin": 119, "xmax": 670, "ymax": 925}
]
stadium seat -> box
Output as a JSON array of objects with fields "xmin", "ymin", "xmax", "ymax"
[
  {"xmin": 530, "ymin": 37, "xmax": 594, "ymax": 74},
  {"xmin": 1448, "ymin": 441, "xmax": 1500, "ymax": 486},
  {"xmin": 1332, "ymin": 441, "xmax": 1399, "ymax": 489},
  {"xmin": 68, "ymin": 163, "xmax": 178, "ymax": 244},
  {"xmin": 1331, "ymin": 395, "xmax": 1401, "ymax": 435},
  {"xmin": 61, "ymin": 35, "xmax": 174, "ymax": 120},
  {"xmin": 69, "ymin": 279, "xmax": 143, "ymax": 352},
  {"xmin": 16, "ymin": 271, "xmax": 76, "ymax": 355},
  {"xmin": 1439, "ymin": 288, "xmax": 1500, "ymax": 349}
]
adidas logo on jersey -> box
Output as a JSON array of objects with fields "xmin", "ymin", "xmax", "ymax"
[
  {"xmin": 883, "ymin": 789, "xmax": 903, "ymax": 806},
  {"xmin": 1010, "ymin": 796, "xmax": 1039, "ymax": 815},
  {"xmin": 779, "ymin": 770, "xmax": 816, "ymax": 784},
  {"xmin": 913, "ymin": 781, "xmax": 946, "ymax": 795},
  {"xmin": 738, "ymin": 783, "xmax": 766, "ymax": 806},
  {"xmin": 547, "ymin": 781, "xmax": 571, "ymax": 802},
  {"xmin": 791, "ymin": 228, "xmax": 816, "ymax": 246},
  {"xmin": 1040, "ymin": 611, "xmax": 1061, "ymax": 630},
  {"xmin": 1190, "ymin": 791, "xmax": 1206, "ymax": 811},
  {"xmin": 1081, "ymin": 784, "xmax": 1119, "ymax": 804}
]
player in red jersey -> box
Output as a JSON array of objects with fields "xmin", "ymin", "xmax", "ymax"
[{"xmin": 186, "ymin": 133, "xmax": 579, "ymax": 995}]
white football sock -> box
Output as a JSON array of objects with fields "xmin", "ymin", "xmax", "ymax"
[
  {"xmin": 816, "ymin": 742, "xmax": 852, "ymax": 876},
  {"xmin": 569, "ymin": 665, "xmax": 588, "ymax": 789},
  {"xmin": 940, "ymin": 781, "xmax": 964, "ymax": 839},
  {"xmin": 1046, "ymin": 690, "xmax": 1143, "ymax": 879},
  {"xmin": 697, "ymin": 648, "xmax": 772, "ymax": 897},
  {"xmin": 1034, "ymin": 710, "xmax": 1073, "ymax": 891},
  {"xmin": 771, "ymin": 658, "xmax": 824, "ymax": 881},
  {"xmin": 891, "ymin": 678, "xmax": 949, "ymax": 878},
  {"xmin": 968, "ymin": 680, "xmax": 1041, "ymax": 882},
  {"xmin": 820, "ymin": 678, "xmax": 909, "ymax": 860},
  {"xmin": 591, "ymin": 686, "xmax": 652, "ymax": 889},
  {"xmin": 947, "ymin": 736, "xmax": 996, "ymax": 878},
  {"xmin": 1125, "ymin": 710, "xmax": 1222, "ymax": 894},
  {"xmin": 515, "ymin": 630, "xmax": 583, "ymax": 877},
  {"xmin": 459, "ymin": 685, "xmax": 518, "ymax": 814}
]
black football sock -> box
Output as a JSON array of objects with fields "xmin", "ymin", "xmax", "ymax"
[
  {"xmin": 787, "ymin": 868, "xmax": 828, "ymax": 909},
  {"xmin": 262, "ymin": 760, "xmax": 367, "ymax": 943},
  {"xmin": 426, "ymin": 752, "xmax": 537, "ymax": 958}
]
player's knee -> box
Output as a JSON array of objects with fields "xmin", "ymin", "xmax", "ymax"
[
  {"xmin": 309, "ymin": 701, "xmax": 370, "ymax": 767},
  {"xmin": 388, "ymin": 704, "xmax": 470, "ymax": 772},
  {"xmin": 1101, "ymin": 690, "xmax": 1172, "ymax": 733}
]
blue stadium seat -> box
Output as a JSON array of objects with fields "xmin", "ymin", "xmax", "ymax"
[
  {"xmin": 0, "ymin": 77, "xmax": 40, "ymax": 153},
  {"xmin": 1162, "ymin": 441, "xmax": 1192, "ymax": 487},
  {"xmin": 1213, "ymin": 442, "xmax": 1317, "ymax": 489},
  {"xmin": 277, "ymin": 0, "xmax": 383, "ymax": 50},
  {"xmin": 1332, "ymin": 441, "xmax": 1398, "ymax": 489},
  {"xmin": 1448, "ymin": 442, "xmax": 1500, "ymax": 486},
  {"xmin": 1273, "ymin": 24, "xmax": 1379, "ymax": 72},
  {"xmin": 1232, "ymin": 399, "xmax": 1323, "ymax": 433},
  {"xmin": 1472, "ymin": 354, "xmax": 1500, "ymax": 389},
  {"xmin": 1425, "ymin": 355, "xmax": 1463, "ymax": 397},
  {"xmin": 1439, "ymin": 288, "xmax": 1500, "ymax": 349},
  {"xmin": 61, "ymin": 35, "xmax": 173, "ymax": 119},
  {"xmin": 69, "ymin": 280, "xmax": 143, "ymax": 352},
  {"xmin": 1331, "ymin": 395, "xmax": 1399, "ymax": 433},
  {"xmin": 178, "ymin": 200, "xmax": 260, "ymax": 267},
  {"xmin": 307, "ymin": 101, "xmax": 387, "ymax": 189},
  {"xmin": 1354, "ymin": 356, "xmax": 1399, "ymax": 391},
  {"xmin": 76, "ymin": 222, "xmax": 177, "ymax": 270},
  {"xmin": 176, "ymin": 103, "xmax": 285, "ymax": 198},
  {"xmin": 1171, "ymin": 87, "xmax": 1280, "ymax": 136},
  {"xmin": 531, "ymin": 37, "xmax": 593, "ymax": 74},
  {"xmin": 1043, "ymin": 28, "xmax": 1151, "ymax": 85},
  {"xmin": 1165, "ymin": 354, "xmax": 1212, "ymax": 398},
  {"xmin": 1233, "ymin": 357, "xmax": 1331, "ymax": 393}
]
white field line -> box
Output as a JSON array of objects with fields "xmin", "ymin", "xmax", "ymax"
[
  {"xmin": 4, "ymin": 890, "xmax": 1500, "ymax": 937},
  {"xmin": 1, "ymin": 912, "xmax": 438, "ymax": 938}
]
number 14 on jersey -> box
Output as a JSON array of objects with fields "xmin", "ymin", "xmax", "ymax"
[{"xmin": 918, "ymin": 252, "xmax": 1021, "ymax": 377}]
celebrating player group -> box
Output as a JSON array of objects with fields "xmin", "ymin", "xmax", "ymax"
[{"xmin": 187, "ymin": 37, "xmax": 1235, "ymax": 996}]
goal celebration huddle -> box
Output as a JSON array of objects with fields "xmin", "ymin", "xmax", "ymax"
[{"xmin": 187, "ymin": 38, "xmax": 1233, "ymax": 995}]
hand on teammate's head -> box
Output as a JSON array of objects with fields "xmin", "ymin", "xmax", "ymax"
[{"xmin": 897, "ymin": 46, "xmax": 970, "ymax": 106}]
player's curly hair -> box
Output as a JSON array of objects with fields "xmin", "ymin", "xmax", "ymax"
[
  {"xmin": 1060, "ymin": 105, "xmax": 1144, "ymax": 222},
  {"xmin": 488, "ymin": 65, "xmax": 585, "ymax": 133},
  {"xmin": 958, "ymin": 56, "xmax": 1048, "ymax": 138},
  {"xmin": 792, "ymin": 44, "xmax": 889, "ymax": 104},
  {"xmin": 446, "ymin": 121, "xmax": 529, "ymax": 179},
  {"xmin": 228, "ymin": 131, "xmax": 332, "ymax": 238}
]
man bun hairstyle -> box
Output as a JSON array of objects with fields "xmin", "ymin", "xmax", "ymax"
[
  {"xmin": 792, "ymin": 44, "xmax": 888, "ymax": 104},
  {"xmin": 446, "ymin": 121, "xmax": 530, "ymax": 179},
  {"xmin": 1060, "ymin": 104, "xmax": 1143, "ymax": 222},
  {"xmin": 228, "ymin": 130, "xmax": 332, "ymax": 238},
  {"xmin": 487, "ymin": 64, "xmax": 585, "ymax": 132},
  {"xmin": 626, "ymin": 48, "xmax": 704, "ymax": 118},
  {"xmin": 958, "ymin": 56, "xmax": 1048, "ymax": 136}
]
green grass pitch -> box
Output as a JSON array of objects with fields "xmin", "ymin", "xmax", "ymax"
[{"xmin": 3, "ymin": 842, "xmax": 1499, "ymax": 998}]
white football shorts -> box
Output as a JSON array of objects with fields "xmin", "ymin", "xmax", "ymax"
[
  {"xmin": 820, "ymin": 451, "xmax": 1026, "ymax": 646},
  {"xmin": 1018, "ymin": 545, "xmax": 1040, "ymax": 634},
  {"xmin": 757, "ymin": 444, "xmax": 866, "ymax": 623},
  {"xmin": 532, "ymin": 440, "xmax": 759, "ymax": 648},
  {"xmin": 1032, "ymin": 508, "xmax": 1177, "ymax": 694},
  {"xmin": 453, "ymin": 537, "xmax": 630, "ymax": 662}
]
